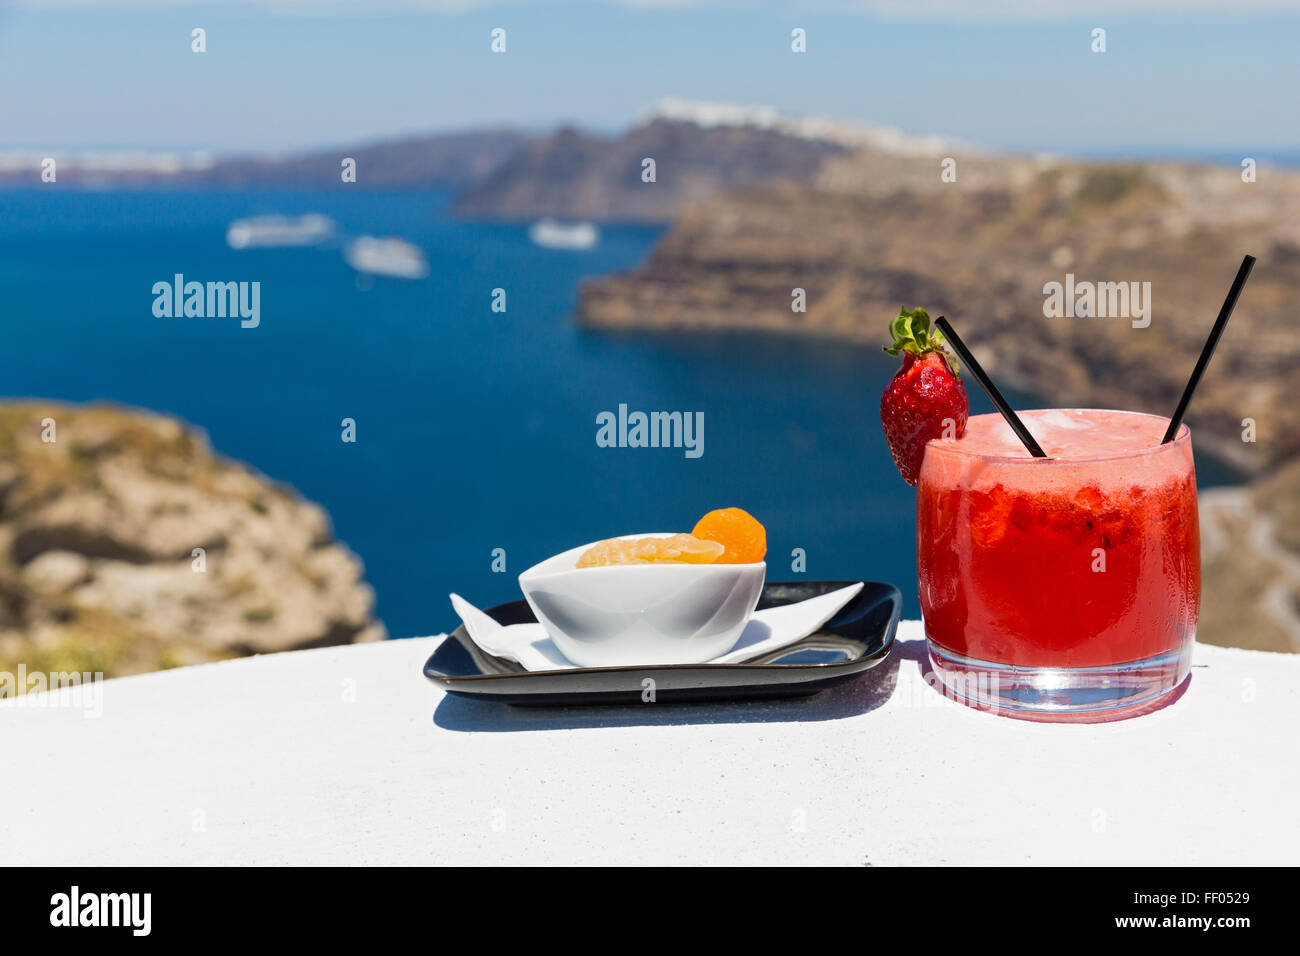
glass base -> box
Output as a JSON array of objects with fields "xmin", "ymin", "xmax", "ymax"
[{"xmin": 926, "ymin": 639, "xmax": 1193, "ymax": 723}]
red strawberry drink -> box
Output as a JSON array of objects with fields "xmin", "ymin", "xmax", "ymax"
[{"xmin": 917, "ymin": 409, "xmax": 1199, "ymax": 720}]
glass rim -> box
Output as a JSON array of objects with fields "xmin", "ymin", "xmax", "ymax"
[{"xmin": 923, "ymin": 408, "xmax": 1191, "ymax": 465}]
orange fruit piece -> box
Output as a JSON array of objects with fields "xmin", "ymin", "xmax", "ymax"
[
  {"xmin": 691, "ymin": 507, "xmax": 767, "ymax": 563},
  {"xmin": 576, "ymin": 534, "xmax": 725, "ymax": 569}
]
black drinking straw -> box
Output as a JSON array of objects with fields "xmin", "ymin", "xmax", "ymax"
[
  {"xmin": 935, "ymin": 316, "xmax": 1048, "ymax": 459},
  {"xmin": 1161, "ymin": 254, "xmax": 1256, "ymax": 444}
]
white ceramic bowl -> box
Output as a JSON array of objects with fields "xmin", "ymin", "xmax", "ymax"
[{"xmin": 518, "ymin": 533, "xmax": 766, "ymax": 667}]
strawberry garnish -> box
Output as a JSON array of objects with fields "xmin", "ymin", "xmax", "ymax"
[{"xmin": 880, "ymin": 307, "xmax": 969, "ymax": 486}]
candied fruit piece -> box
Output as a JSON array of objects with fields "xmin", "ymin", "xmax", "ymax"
[
  {"xmin": 691, "ymin": 507, "xmax": 767, "ymax": 564},
  {"xmin": 576, "ymin": 534, "xmax": 725, "ymax": 569}
]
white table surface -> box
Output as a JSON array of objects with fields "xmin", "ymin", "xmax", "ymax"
[{"xmin": 3, "ymin": 622, "xmax": 1296, "ymax": 866}]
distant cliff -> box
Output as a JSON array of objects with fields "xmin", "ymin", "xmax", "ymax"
[
  {"xmin": 185, "ymin": 129, "xmax": 528, "ymax": 189},
  {"xmin": 452, "ymin": 118, "xmax": 851, "ymax": 222},
  {"xmin": 1200, "ymin": 460, "xmax": 1300, "ymax": 653},
  {"xmin": 0, "ymin": 129, "xmax": 527, "ymax": 189},
  {"xmin": 580, "ymin": 151, "xmax": 1300, "ymax": 473},
  {"xmin": 3, "ymin": 101, "xmax": 953, "ymax": 220},
  {"xmin": 0, "ymin": 403, "xmax": 384, "ymax": 684}
]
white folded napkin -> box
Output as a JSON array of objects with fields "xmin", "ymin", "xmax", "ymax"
[{"xmin": 449, "ymin": 583, "xmax": 863, "ymax": 672}]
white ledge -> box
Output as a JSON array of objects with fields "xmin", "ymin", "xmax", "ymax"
[{"xmin": 2, "ymin": 622, "xmax": 1296, "ymax": 866}]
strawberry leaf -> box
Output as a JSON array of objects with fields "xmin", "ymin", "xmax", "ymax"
[{"xmin": 882, "ymin": 306, "xmax": 961, "ymax": 378}]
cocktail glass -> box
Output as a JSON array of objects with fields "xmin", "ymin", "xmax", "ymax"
[{"xmin": 917, "ymin": 409, "xmax": 1199, "ymax": 721}]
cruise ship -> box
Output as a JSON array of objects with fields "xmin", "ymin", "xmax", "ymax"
[{"xmin": 226, "ymin": 214, "xmax": 336, "ymax": 249}]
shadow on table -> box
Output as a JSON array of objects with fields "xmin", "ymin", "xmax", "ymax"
[
  {"xmin": 432, "ymin": 645, "xmax": 904, "ymax": 732},
  {"xmin": 432, "ymin": 635, "xmax": 1193, "ymax": 730}
]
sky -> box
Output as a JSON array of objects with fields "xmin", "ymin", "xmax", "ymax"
[{"xmin": 1, "ymin": 1, "xmax": 1298, "ymax": 157}]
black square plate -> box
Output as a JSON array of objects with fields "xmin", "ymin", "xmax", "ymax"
[{"xmin": 423, "ymin": 580, "xmax": 901, "ymax": 705}]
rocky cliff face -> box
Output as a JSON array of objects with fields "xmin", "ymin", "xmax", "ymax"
[
  {"xmin": 1199, "ymin": 460, "xmax": 1300, "ymax": 653},
  {"xmin": 580, "ymin": 150, "xmax": 1300, "ymax": 472},
  {"xmin": 453, "ymin": 119, "xmax": 851, "ymax": 222},
  {"xmin": 0, "ymin": 403, "xmax": 384, "ymax": 684}
]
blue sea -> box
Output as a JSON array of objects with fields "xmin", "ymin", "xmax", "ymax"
[{"xmin": 0, "ymin": 188, "xmax": 1242, "ymax": 637}]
